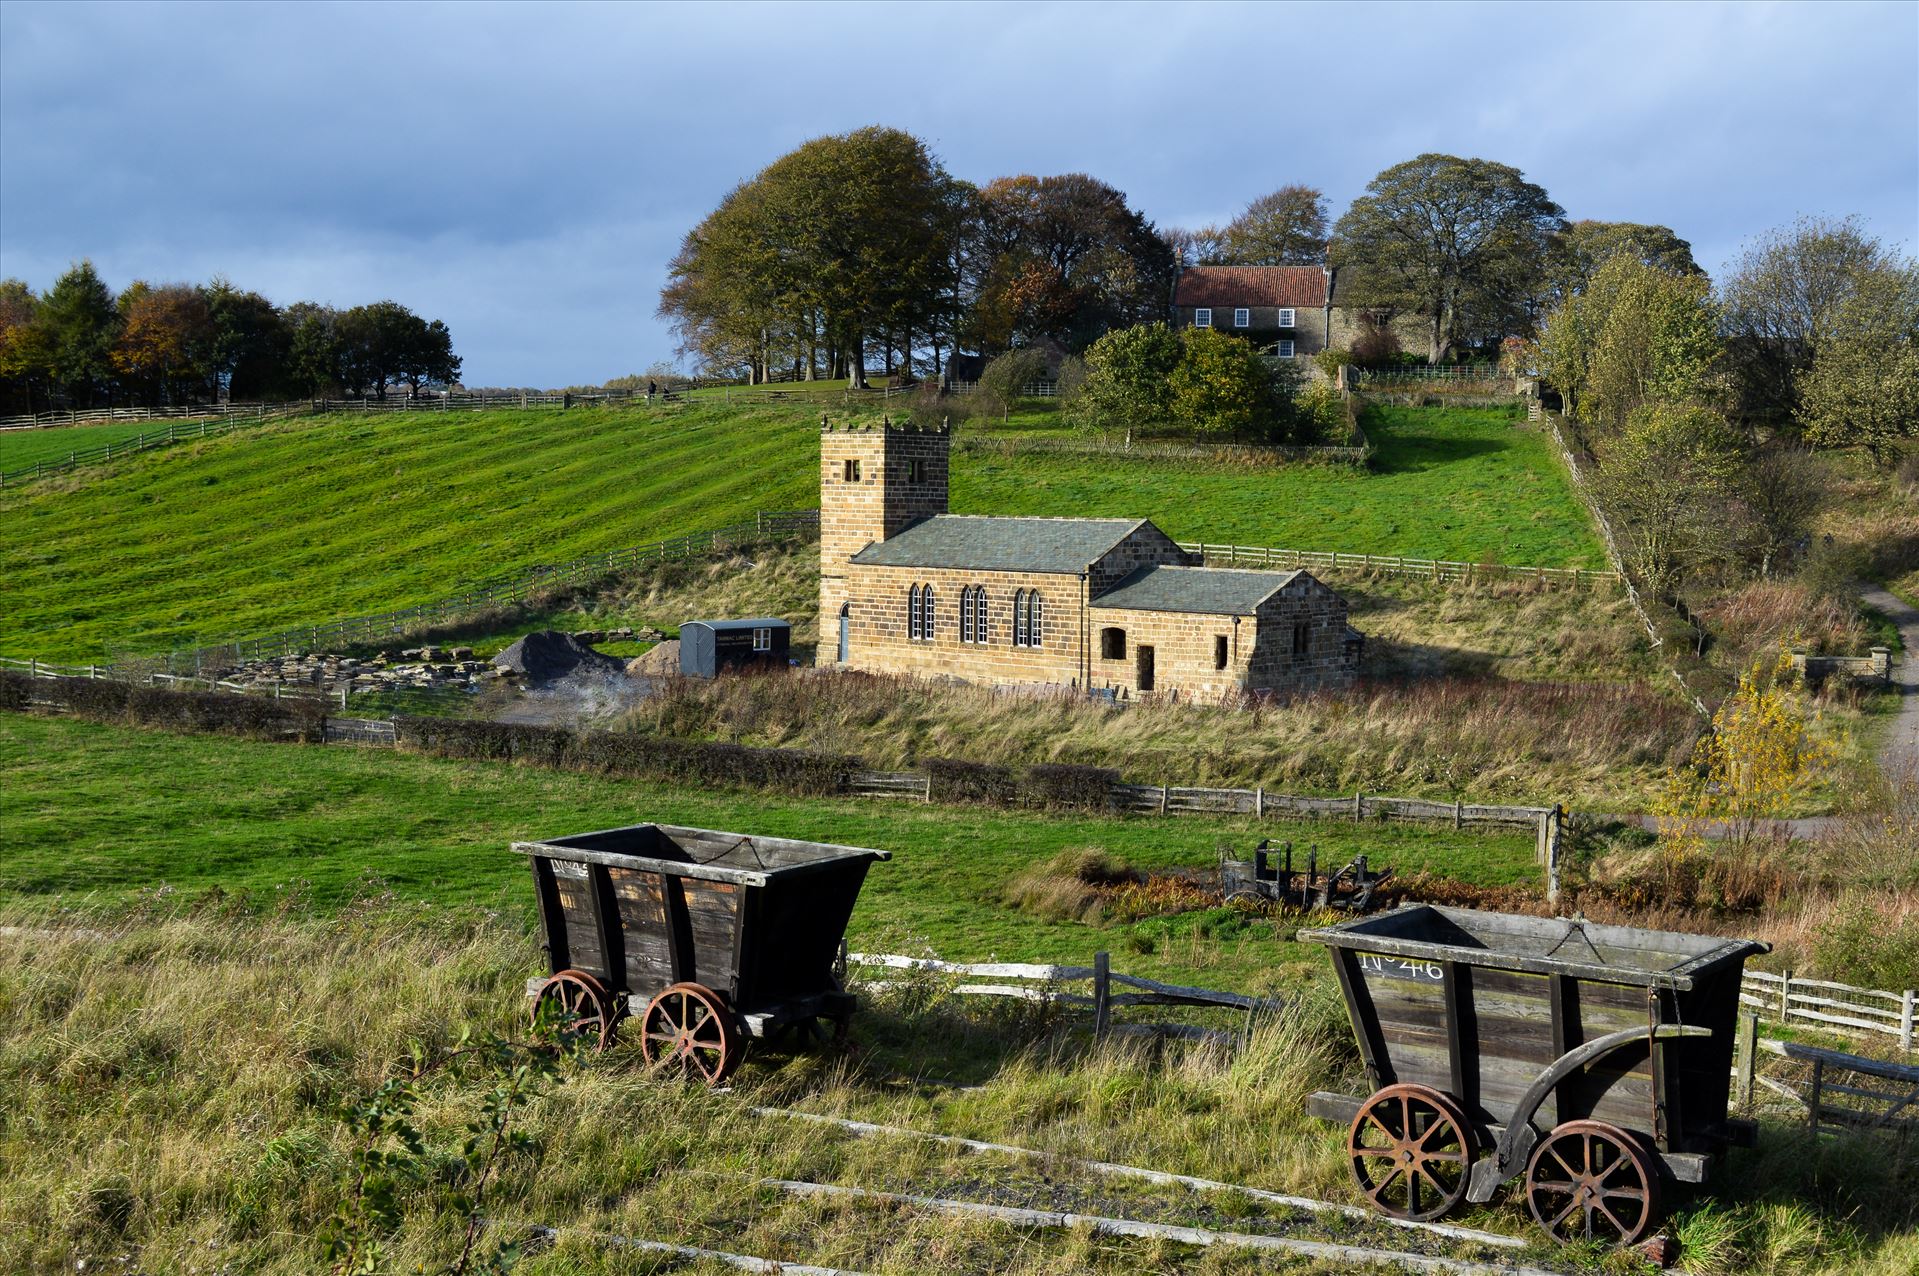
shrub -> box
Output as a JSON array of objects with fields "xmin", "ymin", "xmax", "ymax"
[
  {"xmin": 973, "ymin": 348, "xmax": 1051, "ymax": 422},
  {"xmin": 1811, "ymin": 894, "xmax": 1919, "ymax": 990},
  {"xmin": 1312, "ymin": 347, "xmax": 1354, "ymax": 381},
  {"xmin": 1067, "ymin": 324, "xmax": 1182, "ymax": 439},
  {"xmin": 1292, "ymin": 379, "xmax": 1349, "ymax": 446},
  {"xmin": 926, "ymin": 757, "xmax": 1019, "ymax": 806},
  {"xmin": 1169, "ymin": 327, "xmax": 1284, "ymax": 443},
  {"xmin": 1022, "ymin": 763, "xmax": 1118, "ymax": 812},
  {"xmin": 19, "ymin": 675, "xmax": 324, "ymax": 742},
  {"xmin": 0, "ymin": 671, "xmax": 30, "ymax": 711}
]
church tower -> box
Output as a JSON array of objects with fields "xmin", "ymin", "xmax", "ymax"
[{"xmin": 818, "ymin": 417, "xmax": 949, "ymax": 661}]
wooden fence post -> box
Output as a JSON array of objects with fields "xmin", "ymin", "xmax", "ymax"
[
  {"xmin": 1453, "ymin": 799, "xmax": 1463, "ymax": 830},
  {"xmin": 1780, "ymin": 969, "xmax": 1793, "ymax": 1022},
  {"xmin": 1903, "ymin": 990, "xmax": 1915, "ymax": 1054},
  {"xmin": 1353, "ymin": 792, "xmax": 1362, "ymax": 823},
  {"xmin": 1254, "ymin": 786, "xmax": 1263, "ymax": 819},
  {"xmin": 1159, "ymin": 783, "xmax": 1169, "ymax": 815},
  {"xmin": 1734, "ymin": 1010, "xmax": 1756, "ymax": 1108},
  {"xmin": 1807, "ymin": 1056, "xmax": 1823, "ymax": 1134},
  {"xmin": 1093, "ymin": 950, "xmax": 1111, "ymax": 1040}
]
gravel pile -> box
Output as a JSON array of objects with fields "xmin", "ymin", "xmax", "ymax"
[{"xmin": 491, "ymin": 630, "xmax": 625, "ymax": 686}]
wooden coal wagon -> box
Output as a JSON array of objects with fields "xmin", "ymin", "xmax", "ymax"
[
  {"xmin": 516, "ymin": 822, "xmax": 888, "ymax": 1083},
  {"xmin": 1300, "ymin": 904, "xmax": 1766, "ymax": 1247}
]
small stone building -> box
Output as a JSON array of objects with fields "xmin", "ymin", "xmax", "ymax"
[{"xmin": 819, "ymin": 420, "xmax": 1360, "ymax": 699}]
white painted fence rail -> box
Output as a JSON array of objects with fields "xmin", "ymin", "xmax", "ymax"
[
  {"xmin": 846, "ymin": 950, "xmax": 1282, "ymax": 1046},
  {"xmin": 1741, "ymin": 969, "xmax": 1917, "ymax": 1051}
]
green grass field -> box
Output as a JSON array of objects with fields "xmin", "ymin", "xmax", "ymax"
[
  {"xmin": 0, "ymin": 399, "xmax": 1602, "ymax": 662},
  {"xmin": 0, "ymin": 713, "xmax": 1539, "ymax": 985},
  {"xmin": 0, "ymin": 418, "xmax": 174, "ymax": 471}
]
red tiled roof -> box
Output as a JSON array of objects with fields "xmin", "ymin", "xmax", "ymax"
[{"xmin": 1174, "ymin": 266, "xmax": 1329, "ymax": 308}]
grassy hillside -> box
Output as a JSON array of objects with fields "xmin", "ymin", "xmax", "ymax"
[
  {"xmin": 0, "ymin": 419, "xmax": 173, "ymax": 472},
  {"xmin": 0, "ymin": 713, "xmax": 1537, "ymax": 982},
  {"xmin": 0, "ymin": 399, "xmax": 1602, "ymax": 661}
]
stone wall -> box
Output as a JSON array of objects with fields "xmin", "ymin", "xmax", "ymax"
[
  {"xmin": 1089, "ymin": 574, "xmax": 1357, "ymax": 701},
  {"xmin": 1244, "ymin": 575, "xmax": 1361, "ymax": 693},
  {"xmin": 1171, "ymin": 305, "xmax": 1331, "ymax": 356},
  {"xmin": 1086, "ymin": 523, "xmax": 1198, "ymax": 594},
  {"xmin": 819, "ymin": 421, "xmax": 950, "ymax": 638},
  {"xmin": 1325, "ymin": 307, "xmax": 1435, "ymax": 361},
  {"xmin": 837, "ymin": 564, "xmax": 1085, "ymax": 685},
  {"xmin": 1793, "ymin": 647, "xmax": 1893, "ymax": 685}
]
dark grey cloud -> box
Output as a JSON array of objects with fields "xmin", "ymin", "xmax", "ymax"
[{"xmin": 3, "ymin": 0, "xmax": 1914, "ymax": 385}]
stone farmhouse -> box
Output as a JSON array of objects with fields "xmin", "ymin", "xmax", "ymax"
[
  {"xmin": 818, "ymin": 419, "xmax": 1361, "ymax": 699},
  {"xmin": 1170, "ymin": 265, "xmax": 1431, "ymax": 361}
]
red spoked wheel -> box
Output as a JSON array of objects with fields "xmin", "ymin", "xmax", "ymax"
[
  {"xmin": 1346, "ymin": 1083, "xmax": 1478, "ymax": 1222},
  {"xmin": 1524, "ymin": 1119, "xmax": 1661, "ymax": 1247},
  {"xmin": 530, "ymin": 969, "xmax": 618, "ymax": 1051},
  {"xmin": 639, "ymin": 981, "xmax": 743, "ymax": 1084}
]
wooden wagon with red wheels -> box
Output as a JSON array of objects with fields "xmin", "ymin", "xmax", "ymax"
[
  {"xmin": 1300, "ymin": 905, "xmax": 1767, "ymax": 1249},
  {"xmin": 516, "ymin": 822, "xmax": 888, "ymax": 1084}
]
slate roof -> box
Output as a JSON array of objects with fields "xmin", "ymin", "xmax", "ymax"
[
  {"xmin": 1174, "ymin": 266, "xmax": 1330, "ymax": 309},
  {"xmin": 1090, "ymin": 564, "xmax": 1301, "ymax": 615},
  {"xmin": 849, "ymin": 515, "xmax": 1146, "ymax": 574}
]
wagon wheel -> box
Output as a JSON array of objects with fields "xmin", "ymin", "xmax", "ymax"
[
  {"xmin": 530, "ymin": 969, "xmax": 618, "ymax": 1052},
  {"xmin": 639, "ymin": 982, "xmax": 743, "ymax": 1084},
  {"xmin": 1346, "ymin": 1083, "xmax": 1477, "ymax": 1222},
  {"xmin": 1524, "ymin": 1120, "xmax": 1661, "ymax": 1248}
]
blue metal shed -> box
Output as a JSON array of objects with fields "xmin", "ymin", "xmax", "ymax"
[{"xmin": 679, "ymin": 618, "xmax": 791, "ymax": 677}]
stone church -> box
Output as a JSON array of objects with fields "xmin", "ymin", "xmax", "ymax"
[{"xmin": 818, "ymin": 419, "xmax": 1361, "ymax": 700}]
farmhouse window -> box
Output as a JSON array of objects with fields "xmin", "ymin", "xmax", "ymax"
[
  {"xmin": 908, "ymin": 585, "xmax": 921, "ymax": 640},
  {"xmin": 1277, "ymin": 339, "xmax": 1296, "ymax": 358},
  {"xmin": 1292, "ymin": 622, "xmax": 1310, "ymax": 657},
  {"xmin": 1214, "ymin": 635, "xmax": 1228, "ymax": 669},
  {"xmin": 1101, "ymin": 627, "xmax": 1125, "ymax": 660},
  {"xmin": 843, "ymin": 458, "xmax": 861, "ymax": 482},
  {"xmin": 919, "ymin": 584, "xmax": 936, "ymax": 640},
  {"xmin": 1277, "ymin": 308, "xmax": 1296, "ymax": 329},
  {"xmin": 1193, "ymin": 308, "xmax": 1212, "ymax": 328},
  {"xmin": 753, "ymin": 627, "xmax": 772, "ymax": 652},
  {"xmin": 907, "ymin": 458, "xmax": 926, "ymax": 483},
  {"xmin": 1233, "ymin": 308, "xmax": 1250, "ymax": 328},
  {"xmin": 1028, "ymin": 592, "xmax": 1043, "ymax": 648}
]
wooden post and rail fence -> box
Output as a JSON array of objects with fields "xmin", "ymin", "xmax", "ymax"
[{"xmin": 842, "ymin": 951, "xmax": 1284, "ymax": 1048}]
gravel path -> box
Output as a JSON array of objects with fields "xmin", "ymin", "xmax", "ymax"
[{"xmin": 1858, "ymin": 583, "xmax": 1919, "ymax": 782}]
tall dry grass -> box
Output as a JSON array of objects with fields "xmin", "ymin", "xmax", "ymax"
[
  {"xmin": 624, "ymin": 667, "xmax": 1697, "ymax": 808},
  {"xmin": 4, "ymin": 902, "xmax": 1914, "ymax": 1274}
]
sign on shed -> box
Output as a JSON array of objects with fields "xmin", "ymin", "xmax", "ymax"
[{"xmin": 680, "ymin": 618, "xmax": 790, "ymax": 677}]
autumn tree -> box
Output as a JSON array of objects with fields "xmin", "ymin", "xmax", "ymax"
[
  {"xmin": 1217, "ymin": 185, "xmax": 1329, "ymax": 266},
  {"xmin": 1657, "ymin": 648, "xmax": 1839, "ymax": 858},
  {"xmin": 1720, "ymin": 215, "xmax": 1901, "ymax": 424},
  {"xmin": 38, "ymin": 260, "xmax": 121, "ymax": 406},
  {"xmin": 1794, "ymin": 258, "xmax": 1919, "ymax": 462},
  {"xmin": 967, "ymin": 173, "xmax": 1174, "ymax": 354},
  {"xmin": 112, "ymin": 282, "xmax": 213, "ymax": 404},
  {"xmin": 0, "ymin": 279, "xmax": 49, "ymax": 413},
  {"xmin": 1331, "ymin": 154, "xmax": 1565, "ymax": 361}
]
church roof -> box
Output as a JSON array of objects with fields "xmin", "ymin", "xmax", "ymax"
[
  {"xmin": 849, "ymin": 514, "xmax": 1148, "ymax": 574},
  {"xmin": 1090, "ymin": 564, "xmax": 1301, "ymax": 615}
]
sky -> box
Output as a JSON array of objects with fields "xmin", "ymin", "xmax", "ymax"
[{"xmin": 2, "ymin": 0, "xmax": 1915, "ymax": 388}]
